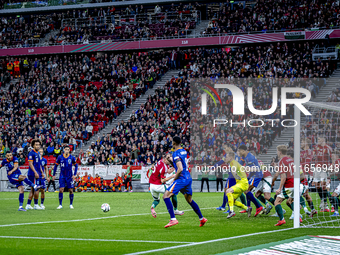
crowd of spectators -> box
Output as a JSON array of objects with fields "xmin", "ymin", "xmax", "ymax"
[
  {"xmin": 0, "ymin": 50, "xmax": 169, "ymax": 166},
  {"xmin": 205, "ymin": 0, "xmax": 340, "ymax": 35},
  {"xmin": 81, "ymin": 42, "xmax": 336, "ymax": 166}
]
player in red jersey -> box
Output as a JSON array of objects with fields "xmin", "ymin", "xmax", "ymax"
[
  {"xmin": 149, "ymin": 153, "xmax": 184, "ymax": 218},
  {"xmin": 312, "ymin": 137, "xmax": 332, "ymax": 212},
  {"xmin": 272, "ymin": 145, "xmax": 303, "ymax": 226},
  {"xmin": 300, "ymin": 139, "xmax": 317, "ymax": 217}
]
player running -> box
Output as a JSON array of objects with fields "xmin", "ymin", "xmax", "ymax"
[
  {"xmin": 149, "ymin": 154, "xmax": 184, "ymax": 218},
  {"xmin": 162, "ymin": 136, "xmax": 207, "ymax": 228},
  {"xmin": 38, "ymin": 148, "xmax": 48, "ymax": 209},
  {"xmin": 1, "ymin": 151, "xmax": 41, "ymax": 211},
  {"xmin": 237, "ymin": 145, "xmax": 264, "ymax": 217},
  {"xmin": 52, "ymin": 146, "xmax": 78, "ymax": 209},
  {"xmin": 223, "ymin": 151, "xmax": 252, "ymax": 219},
  {"xmin": 272, "ymin": 145, "xmax": 303, "ymax": 226},
  {"xmin": 26, "ymin": 139, "xmax": 44, "ymax": 210}
]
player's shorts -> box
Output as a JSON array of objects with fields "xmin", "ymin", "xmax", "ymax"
[
  {"xmin": 27, "ymin": 174, "xmax": 36, "ymax": 185},
  {"xmin": 313, "ymin": 171, "xmax": 328, "ymax": 183},
  {"xmin": 8, "ymin": 173, "xmax": 23, "ymax": 188},
  {"xmin": 225, "ymin": 178, "xmax": 236, "ymax": 189},
  {"xmin": 36, "ymin": 178, "xmax": 46, "ymax": 189},
  {"xmin": 334, "ymin": 184, "xmax": 340, "ymax": 195},
  {"xmin": 326, "ymin": 179, "xmax": 331, "ymax": 189},
  {"xmin": 248, "ymin": 176, "xmax": 262, "ymax": 188},
  {"xmin": 231, "ymin": 178, "xmax": 249, "ymax": 199},
  {"xmin": 167, "ymin": 178, "xmax": 192, "ymax": 196},
  {"xmin": 255, "ymin": 176, "xmax": 272, "ymax": 194},
  {"xmin": 59, "ymin": 176, "xmax": 74, "ymax": 189},
  {"xmin": 277, "ymin": 184, "xmax": 306, "ymax": 199},
  {"xmin": 150, "ymin": 183, "xmax": 166, "ymax": 200}
]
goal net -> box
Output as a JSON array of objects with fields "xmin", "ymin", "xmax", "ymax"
[{"xmin": 297, "ymin": 102, "xmax": 340, "ymax": 228}]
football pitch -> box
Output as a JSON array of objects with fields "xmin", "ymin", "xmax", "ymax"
[{"xmin": 0, "ymin": 192, "xmax": 339, "ymax": 255}]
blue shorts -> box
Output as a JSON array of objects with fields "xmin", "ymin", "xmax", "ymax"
[
  {"xmin": 36, "ymin": 178, "xmax": 46, "ymax": 189},
  {"xmin": 28, "ymin": 175, "xmax": 36, "ymax": 185},
  {"xmin": 59, "ymin": 176, "xmax": 74, "ymax": 189},
  {"xmin": 167, "ymin": 178, "xmax": 192, "ymax": 196},
  {"xmin": 249, "ymin": 177, "xmax": 261, "ymax": 188},
  {"xmin": 225, "ymin": 178, "xmax": 236, "ymax": 189},
  {"xmin": 8, "ymin": 173, "xmax": 23, "ymax": 188}
]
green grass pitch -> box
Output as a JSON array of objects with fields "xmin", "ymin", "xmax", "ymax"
[{"xmin": 0, "ymin": 191, "xmax": 339, "ymax": 255}]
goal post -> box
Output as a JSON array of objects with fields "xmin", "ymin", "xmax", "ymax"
[{"xmin": 297, "ymin": 101, "xmax": 340, "ymax": 228}]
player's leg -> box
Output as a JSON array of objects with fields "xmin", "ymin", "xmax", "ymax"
[
  {"xmin": 129, "ymin": 178, "xmax": 133, "ymax": 192},
  {"xmin": 68, "ymin": 177, "xmax": 75, "ymax": 209},
  {"xmin": 184, "ymin": 192, "xmax": 207, "ymax": 226},
  {"xmin": 274, "ymin": 191, "xmax": 287, "ymax": 226},
  {"xmin": 150, "ymin": 184, "xmax": 161, "ymax": 218},
  {"xmin": 18, "ymin": 175, "xmax": 39, "ymax": 190},
  {"xmin": 25, "ymin": 175, "xmax": 36, "ymax": 210},
  {"xmin": 172, "ymin": 194, "xmax": 184, "ymax": 215},
  {"xmin": 163, "ymin": 189, "xmax": 178, "ymax": 227},
  {"xmin": 245, "ymin": 178, "xmax": 263, "ymax": 214},
  {"xmin": 303, "ymin": 189, "xmax": 317, "ymax": 217},
  {"xmin": 17, "ymin": 185, "xmax": 26, "ymax": 211},
  {"xmin": 57, "ymin": 177, "xmax": 65, "ymax": 209},
  {"xmin": 40, "ymin": 187, "xmax": 45, "ymax": 210}
]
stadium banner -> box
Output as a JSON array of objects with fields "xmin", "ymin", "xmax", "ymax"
[
  {"xmin": 1, "ymin": 29, "xmax": 339, "ymax": 57},
  {"xmin": 78, "ymin": 166, "xmax": 94, "ymax": 177},
  {"xmin": 140, "ymin": 167, "xmax": 150, "ymax": 184},
  {"xmin": 94, "ymin": 165, "xmax": 107, "ymax": 177},
  {"xmin": 284, "ymin": 31, "xmax": 305, "ymax": 39},
  {"xmin": 107, "ymin": 165, "xmax": 123, "ymax": 176}
]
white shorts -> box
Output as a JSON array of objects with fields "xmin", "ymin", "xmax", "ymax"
[
  {"xmin": 313, "ymin": 171, "xmax": 328, "ymax": 183},
  {"xmin": 150, "ymin": 183, "xmax": 166, "ymax": 200},
  {"xmin": 255, "ymin": 176, "xmax": 272, "ymax": 194},
  {"xmin": 277, "ymin": 184, "xmax": 305, "ymax": 199},
  {"xmin": 334, "ymin": 184, "xmax": 340, "ymax": 195}
]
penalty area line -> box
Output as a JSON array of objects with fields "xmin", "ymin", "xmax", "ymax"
[
  {"xmin": 124, "ymin": 228, "xmax": 295, "ymax": 255},
  {"xmin": 0, "ymin": 236, "xmax": 194, "ymax": 244},
  {"xmin": 0, "ymin": 207, "xmax": 215, "ymax": 228}
]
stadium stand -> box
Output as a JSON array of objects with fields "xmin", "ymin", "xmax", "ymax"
[{"xmin": 0, "ymin": 51, "xmax": 169, "ymax": 165}]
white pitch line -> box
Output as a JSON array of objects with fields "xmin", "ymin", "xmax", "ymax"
[
  {"xmin": 0, "ymin": 207, "xmax": 215, "ymax": 228},
  {"xmin": 125, "ymin": 228, "xmax": 295, "ymax": 255},
  {"xmin": 0, "ymin": 236, "xmax": 194, "ymax": 244}
]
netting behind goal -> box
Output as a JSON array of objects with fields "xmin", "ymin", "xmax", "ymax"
[{"xmin": 298, "ymin": 102, "xmax": 340, "ymax": 228}]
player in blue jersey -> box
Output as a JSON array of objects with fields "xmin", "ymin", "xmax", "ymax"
[
  {"xmin": 163, "ymin": 136, "xmax": 207, "ymax": 228},
  {"xmin": 237, "ymin": 145, "xmax": 264, "ymax": 217},
  {"xmin": 1, "ymin": 151, "xmax": 41, "ymax": 211},
  {"xmin": 52, "ymin": 145, "xmax": 78, "ymax": 209},
  {"xmin": 38, "ymin": 148, "xmax": 48, "ymax": 209},
  {"xmin": 26, "ymin": 139, "xmax": 45, "ymax": 210},
  {"xmin": 215, "ymin": 146, "xmax": 247, "ymax": 213}
]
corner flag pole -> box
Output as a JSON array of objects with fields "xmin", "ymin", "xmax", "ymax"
[{"xmin": 294, "ymin": 105, "xmax": 301, "ymax": 228}]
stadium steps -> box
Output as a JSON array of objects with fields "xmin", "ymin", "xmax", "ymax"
[
  {"xmin": 72, "ymin": 70, "xmax": 179, "ymax": 156},
  {"xmin": 258, "ymin": 69, "xmax": 340, "ymax": 164},
  {"xmin": 187, "ymin": 20, "xmax": 210, "ymax": 38}
]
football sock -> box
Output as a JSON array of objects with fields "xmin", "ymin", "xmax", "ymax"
[
  {"xmin": 235, "ymin": 201, "xmax": 247, "ymax": 210},
  {"xmin": 240, "ymin": 193, "xmax": 247, "ymax": 206},
  {"xmin": 330, "ymin": 196, "xmax": 339, "ymax": 212},
  {"xmin": 34, "ymin": 198, "xmax": 38, "ymax": 205},
  {"xmin": 59, "ymin": 192, "xmax": 63, "ymax": 206},
  {"xmin": 275, "ymin": 205, "xmax": 284, "ymax": 221},
  {"xmin": 172, "ymin": 195, "xmax": 178, "ymax": 210},
  {"xmin": 23, "ymin": 178, "xmax": 34, "ymax": 187},
  {"xmin": 164, "ymin": 197, "xmax": 176, "ymax": 220},
  {"xmin": 27, "ymin": 199, "xmax": 32, "ymax": 205},
  {"xmin": 257, "ymin": 195, "xmax": 266, "ymax": 205},
  {"xmin": 227, "ymin": 193, "xmax": 234, "ymax": 212},
  {"xmin": 317, "ymin": 188, "xmax": 323, "ymax": 201},
  {"xmin": 19, "ymin": 193, "xmax": 24, "ymax": 207},
  {"xmin": 152, "ymin": 199, "xmax": 160, "ymax": 209},
  {"xmin": 69, "ymin": 193, "xmax": 74, "ymax": 205},
  {"xmin": 246, "ymin": 192, "xmax": 261, "ymax": 208},
  {"xmin": 307, "ymin": 199, "xmax": 315, "ymax": 210},
  {"xmin": 221, "ymin": 193, "xmax": 228, "ymax": 208},
  {"xmin": 269, "ymin": 197, "xmax": 276, "ymax": 205},
  {"xmin": 41, "ymin": 198, "xmax": 44, "ymax": 205},
  {"xmin": 189, "ymin": 200, "xmax": 203, "ymax": 219}
]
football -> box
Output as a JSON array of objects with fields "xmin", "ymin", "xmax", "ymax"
[{"xmin": 101, "ymin": 203, "xmax": 110, "ymax": 213}]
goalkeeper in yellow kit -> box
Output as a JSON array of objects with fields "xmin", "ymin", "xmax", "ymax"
[{"xmin": 224, "ymin": 151, "xmax": 252, "ymax": 219}]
